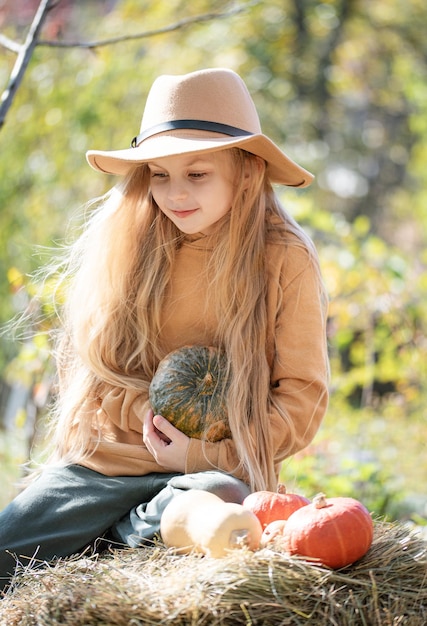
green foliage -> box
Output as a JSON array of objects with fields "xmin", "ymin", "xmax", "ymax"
[
  {"xmin": 281, "ymin": 394, "xmax": 427, "ymax": 523},
  {"xmin": 277, "ymin": 200, "xmax": 427, "ymax": 521},
  {"xmin": 0, "ymin": 430, "xmax": 29, "ymax": 504}
]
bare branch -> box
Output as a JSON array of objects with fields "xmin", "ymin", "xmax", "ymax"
[
  {"xmin": 0, "ymin": 0, "xmax": 55, "ymax": 130},
  {"xmin": 0, "ymin": 34, "xmax": 22, "ymax": 54},
  {"xmin": 36, "ymin": 3, "xmax": 251, "ymax": 49},
  {"xmin": 0, "ymin": 0, "xmax": 258, "ymax": 132}
]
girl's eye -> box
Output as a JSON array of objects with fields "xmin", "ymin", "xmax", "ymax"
[
  {"xmin": 151, "ymin": 172, "xmax": 168, "ymax": 179},
  {"xmin": 189, "ymin": 172, "xmax": 206, "ymax": 179}
]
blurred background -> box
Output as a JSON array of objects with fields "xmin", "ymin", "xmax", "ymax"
[{"xmin": 0, "ymin": 0, "xmax": 426, "ymax": 523}]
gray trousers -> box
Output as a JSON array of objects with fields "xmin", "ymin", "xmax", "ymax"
[{"xmin": 0, "ymin": 464, "xmax": 250, "ymax": 593}]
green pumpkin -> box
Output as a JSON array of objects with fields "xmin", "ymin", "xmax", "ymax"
[{"xmin": 149, "ymin": 346, "xmax": 231, "ymax": 442}]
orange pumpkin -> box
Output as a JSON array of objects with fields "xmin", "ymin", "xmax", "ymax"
[
  {"xmin": 243, "ymin": 484, "xmax": 310, "ymax": 529},
  {"xmin": 281, "ymin": 492, "xmax": 374, "ymax": 569},
  {"xmin": 260, "ymin": 519, "xmax": 288, "ymax": 547}
]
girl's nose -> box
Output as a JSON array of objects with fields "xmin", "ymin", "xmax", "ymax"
[{"xmin": 167, "ymin": 180, "xmax": 188, "ymax": 201}]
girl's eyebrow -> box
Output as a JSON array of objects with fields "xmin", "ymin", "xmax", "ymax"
[{"xmin": 148, "ymin": 158, "xmax": 214, "ymax": 168}]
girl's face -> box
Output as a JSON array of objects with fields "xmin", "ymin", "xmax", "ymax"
[{"xmin": 147, "ymin": 151, "xmax": 235, "ymax": 235}]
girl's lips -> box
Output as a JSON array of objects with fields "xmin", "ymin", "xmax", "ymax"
[{"xmin": 172, "ymin": 209, "xmax": 198, "ymax": 218}]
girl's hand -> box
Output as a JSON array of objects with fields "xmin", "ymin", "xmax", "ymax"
[{"xmin": 143, "ymin": 408, "xmax": 190, "ymax": 472}]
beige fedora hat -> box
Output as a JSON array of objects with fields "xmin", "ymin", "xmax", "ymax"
[{"xmin": 86, "ymin": 68, "xmax": 314, "ymax": 187}]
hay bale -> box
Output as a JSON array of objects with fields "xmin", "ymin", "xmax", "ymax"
[{"xmin": 1, "ymin": 520, "xmax": 426, "ymax": 625}]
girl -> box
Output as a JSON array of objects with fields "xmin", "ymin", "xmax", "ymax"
[{"xmin": 0, "ymin": 68, "xmax": 329, "ymax": 592}]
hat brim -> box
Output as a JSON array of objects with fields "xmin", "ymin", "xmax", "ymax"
[{"xmin": 86, "ymin": 131, "xmax": 314, "ymax": 187}]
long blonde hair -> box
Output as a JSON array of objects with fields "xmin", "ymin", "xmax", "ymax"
[{"xmin": 48, "ymin": 148, "xmax": 326, "ymax": 491}]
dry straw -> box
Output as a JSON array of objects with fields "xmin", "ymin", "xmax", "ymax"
[{"xmin": 1, "ymin": 520, "xmax": 426, "ymax": 625}]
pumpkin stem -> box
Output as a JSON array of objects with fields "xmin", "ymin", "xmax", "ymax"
[
  {"xmin": 277, "ymin": 483, "xmax": 287, "ymax": 495},
  {"xmin": 203, "ymin": 372, "xmax": 214, "ymax": 387},
  {"xmin": 313, "ymin": 492, "xmax": 328, "ymax": 509}
]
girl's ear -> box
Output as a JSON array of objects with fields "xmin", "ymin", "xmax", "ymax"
[{"xmin": 242, "ymin": 155, "xmax": 264, "ymax": 189}]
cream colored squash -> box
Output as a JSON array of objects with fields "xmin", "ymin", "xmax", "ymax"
[
  {"xmin": 160, "ymin": 489, "xmax": 262, "ymax": 557},
  {"xmin": 187, "ymin": 500, "xmax": 263, "ymax": 557},
  {"xmin": 160, "ymin": 489, "xmax": 221, "ymax": 553}
]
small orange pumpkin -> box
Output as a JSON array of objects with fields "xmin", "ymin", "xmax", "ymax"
[
  {"xmin": 260, "ymin": 519, "xmax": 288, "ymax": 547},
  {"xmin": 243, "ymin": 484, "xmax": 310, "ymax": 529},
  {"xmin": 281, "ymin": 492, "xmax": 374, "ymax": 569}
]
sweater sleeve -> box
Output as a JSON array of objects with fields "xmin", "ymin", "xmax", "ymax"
[
  {"xmin": 78, "ymin": 387, "xmax": 170, "ymax": 476},
  {"xmin": 184, "ymin": 244, "xmax": 329, "ymax": 481},
  {"xmin": 268, "ymin": 245, "xmax": 329, "ymax": 462}
]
